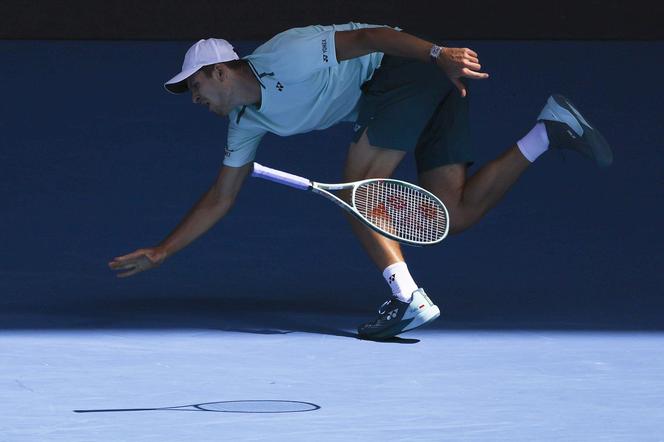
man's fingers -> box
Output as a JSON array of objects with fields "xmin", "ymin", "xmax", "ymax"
[
  {"xmin": 110, "ymin": 250, "xmax": 146, "ymax": 263},
  {"xmin": 452, "ymin": 78, "xmax": 467, "ymax": 98},
  {"xmin": 108, "ymin": 260, "xmax": 124, "ymax": 269},
  {"xmin": 466, "ymin": 49, "xmax": 478, "ymax": 57},
  {"xmin": 109, "ymin": 249, "xmax": 162, "ymax": 278},
  {"xmin": 111, "ymin": 255, "xmax": 153, "ymax": 277},
  {"xmin": 109, "ymin": 250, "xmax": 158, "ymax": 268},
  {"xmin": 113, "ymin": 261, "xmax": 145, "ymax": 278},
  {"xmin": 462, "ymin": 68, "xmax": 490, "ymax": 79},
  {"xmin": 109, "ymin": 256, "xmax": 143, "ymax": 269},
  {"xmin": 464, "ymin": 61, "xmax": 482, "ymax": 71},
  {"xmin": 109, "ymin": 261, "xmax": 135, "ymax": 270}
]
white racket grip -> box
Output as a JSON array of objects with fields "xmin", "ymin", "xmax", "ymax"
[{"xmin": 252, "ymin": 162, "xmax": 312, "ymax": 190}]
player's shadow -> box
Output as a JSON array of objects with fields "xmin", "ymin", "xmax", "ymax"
[
  {"xmin": 220, "ymin": 321, "xmax": 357, "ymax": 339},
  {"xmin": 221, "ymin": 315, "xmax": 419, "ymax": 343},
  {"xmin": 2, "ymin": 296, "xmax": 420, "ymax": 343}
]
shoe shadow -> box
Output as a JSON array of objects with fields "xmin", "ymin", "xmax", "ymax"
[{"xmin": 357, "ymin": 336, "xmax": 420, "ymax": 344}]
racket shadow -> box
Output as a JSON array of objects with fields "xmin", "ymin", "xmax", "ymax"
[{"xmin": 74, "ymin": 400, "xmax": 321, "ymax": 414}]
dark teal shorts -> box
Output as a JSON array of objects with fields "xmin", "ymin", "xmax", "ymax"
[{"xmin": 352, "ymin": 54, "xmax": 474, "ymax": 173}]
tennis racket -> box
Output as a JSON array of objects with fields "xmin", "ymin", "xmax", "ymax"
[{"xmin": 251, "ymin": 162, "xmax": 449, "ymax": 246}]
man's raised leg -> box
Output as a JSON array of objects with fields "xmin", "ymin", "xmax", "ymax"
[
  {"xmin": 419, "ymin": 146, "xmax": 530, "ymax": 234},
  {"xmin": 419, "ymin": 94, "xmax": 612, "ymax": 234}
]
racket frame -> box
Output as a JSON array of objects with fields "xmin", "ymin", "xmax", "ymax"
[{"xmin": 252, "ymin": 162, "xmax": 449, "ymax": 246}]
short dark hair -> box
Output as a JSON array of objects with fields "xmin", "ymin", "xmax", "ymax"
[{"xmin": 199, "ymin": 60, "xmax": 248, "ymax": 76}]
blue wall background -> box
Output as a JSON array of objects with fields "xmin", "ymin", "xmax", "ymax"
[
  {"xmin": 1, "ymin": 41, "xmax": 662, "ymax": 329},
  {"xmin": 3, "ymin": 0, "xmax": 660, "ymax": 40}
]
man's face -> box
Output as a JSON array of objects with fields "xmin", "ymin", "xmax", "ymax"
[{"xmin": 187, "ymin": 67, "xmax": 234, "ymax": 116}]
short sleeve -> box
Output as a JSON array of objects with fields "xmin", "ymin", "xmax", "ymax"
[
  {"xmin": 223, "ymin": 125, "xmax": 265, "ymax": 167},
  {"xmin": 251, "ymin": 25, "xmax": 339, "ymax": 82}
]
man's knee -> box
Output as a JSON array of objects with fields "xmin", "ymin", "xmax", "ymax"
[
  {"xmin": 418, "ymin": 164, "xmax": 465, "ymax": 201},
  {"xmin": 418, "ymin": 164, "xmax": 468, "ymax": 234}
]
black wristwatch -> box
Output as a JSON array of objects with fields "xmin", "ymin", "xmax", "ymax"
[{"xmin": 429, "ymin": 45, "xmax": 443, "ymax": 64}]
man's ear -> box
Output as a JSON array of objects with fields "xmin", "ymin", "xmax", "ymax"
[{"xmin": 213, "ymin": 63, "xmax": 227, "ymax": 82}]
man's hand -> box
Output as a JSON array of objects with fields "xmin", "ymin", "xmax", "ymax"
[
  {"xmin": 108, "ymin": 247, "xmax": 168, "ymax": 278},
  {"xmin": 437, "ymin": 47, "xmax": 489, "ymax": 98},
  {"xmin": 335, "ymin": 28, "xmax": 489, "ymax": 98},
  {"xmin": 107, "ymin": 164, "xmax": 251, "ymax": 280}
]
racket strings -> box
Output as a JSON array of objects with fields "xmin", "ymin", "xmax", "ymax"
[{"xmin": 354, "ymin": 180, "xmax": 448, "ymax": 244}]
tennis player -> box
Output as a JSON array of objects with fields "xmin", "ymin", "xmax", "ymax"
[{"xmin": 109, "ymin": 23, "xmax": 612, "ymax": 339}]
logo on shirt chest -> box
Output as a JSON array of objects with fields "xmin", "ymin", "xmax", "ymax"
[
  {"xmin": 276, "ymin": 82, "xmax": 284, "ymax": 92},
  {"xmin": 321, "ymin": 39, "xmax": 329, "ymax": 63}
]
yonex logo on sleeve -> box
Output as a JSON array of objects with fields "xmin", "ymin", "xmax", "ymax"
[{"xmin": 321, "ymin": 39, "xmax": 328, "ymax": 63}]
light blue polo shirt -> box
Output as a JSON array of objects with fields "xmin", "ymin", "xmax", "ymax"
[{"xmin": 224, "ymin": 22, "xmax": 390, "ymax": 167}]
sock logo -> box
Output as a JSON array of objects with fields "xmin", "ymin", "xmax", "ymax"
[{"xmin": 388, "ymin": 274, "xmax": 396, "ymax": 284}]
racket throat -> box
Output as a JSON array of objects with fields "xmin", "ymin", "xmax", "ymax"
[{"xmin": 311, "ymin": 186, "xmax": 355, "ymax": 214}]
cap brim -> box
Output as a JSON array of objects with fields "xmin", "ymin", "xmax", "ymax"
[{"xmin": 164, "ymin": 66, "xmax": 201, "ymax": 94}]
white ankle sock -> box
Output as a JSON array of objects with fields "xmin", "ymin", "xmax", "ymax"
[
  {"xmin": 517, "ymin": 122, "xmax": 549, "ymax": 162},
  {"xmin": 382, "ymin": 262, "xmax": 418, "ymax": 303}
]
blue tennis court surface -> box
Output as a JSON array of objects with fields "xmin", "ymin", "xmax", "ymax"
[
  {"xmin": 3, "ymin": 328, "xmax": 664, "ymax": 440},
  {"xmin": 1, "ymin": 40, "xmax": 663, "ymax": 440}
]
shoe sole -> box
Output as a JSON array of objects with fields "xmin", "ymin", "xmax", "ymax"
[
  {"xmin": 359, "ymin": 305, "xmax": 441, "ymax": 340},
  {"xmin": 545, "ymin": 95, "xmax": 613, "ymax": 167}
]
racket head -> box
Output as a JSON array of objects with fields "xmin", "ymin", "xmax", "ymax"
[{"xmin": 351, "ymin": 179, "xmax": 449, "ymax": 246}]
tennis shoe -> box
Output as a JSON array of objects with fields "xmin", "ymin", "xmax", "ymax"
[
  {"xmin": 358, "ymin": 288, "xmax": 440, "ymax": 339},
  {"xmin": 538, "ymin": 94, "xmax": 613, "ymax": 167}
]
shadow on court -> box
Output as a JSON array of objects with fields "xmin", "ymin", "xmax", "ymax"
[
  {"xmin": 73, "ymin": 399, "xmax": 321, "ymax": 414},
  {"xmin": 1, "ymin": 294, "xmax": 662, "ymax": 334}
]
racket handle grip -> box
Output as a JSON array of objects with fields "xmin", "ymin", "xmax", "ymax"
[{"xmin": 251, "ymin": 162, "xmax": 312, "ymax": 190}]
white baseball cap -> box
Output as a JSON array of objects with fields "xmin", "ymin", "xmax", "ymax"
[{"xmin": 164, "ymin": 38, "xmax": 239, "ymax": 94}]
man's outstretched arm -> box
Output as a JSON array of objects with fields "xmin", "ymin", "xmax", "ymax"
[
  {"xmin": 334, "ymin": 27, "xmax": 488, "ymax": 97},
  {"xmin": 108, "ymin": 163, "xmax": 252, "ymax": 278}
]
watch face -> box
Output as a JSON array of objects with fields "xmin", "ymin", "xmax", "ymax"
[{"xmin": 430, "ymin": 45, "xmax": 442, "ymax": 61}]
